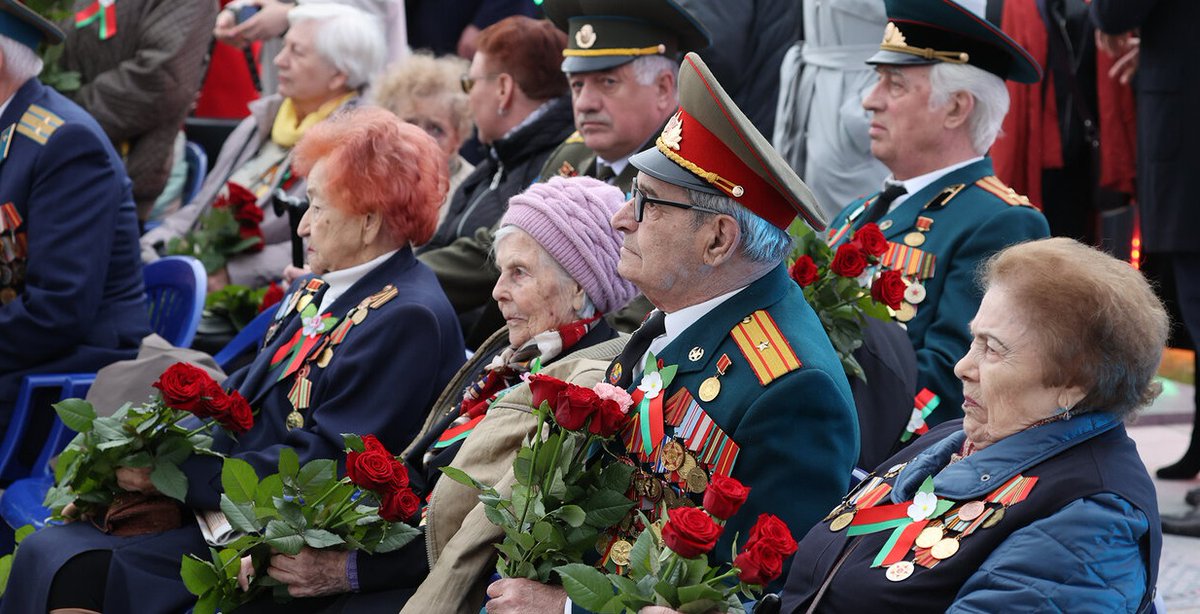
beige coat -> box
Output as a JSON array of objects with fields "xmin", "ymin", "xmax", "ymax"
[{"xmin": 400, "ymin": 331, "xmax": 627, "ymax": 614}]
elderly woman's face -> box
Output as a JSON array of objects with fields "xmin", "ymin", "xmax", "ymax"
[
  {"xmin": 954, "ymin": 285, "xmax": 1082, "ymax": 449},
  {"xmin": 492, "ymin": 230, "xmax": 584, "ymax": 348},
  {"xmin": 395, "ymin": 97, "xmax": 463, "ymax": 160},
  {"xmin": 298, "ymin": 161, "xmax": 368, "ymax": 275},
  {"xmin": 274, "ymin": 20, "xmax": 347, "ymax": 106}
]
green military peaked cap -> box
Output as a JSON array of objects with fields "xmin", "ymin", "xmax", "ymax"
[
  {"xmin": 0, "ymin": 0, "xmax": 64, "ymax": 51},
  {"xmin": 868, "ymin": 0, "xmax": 1041, "ymax": 83},
  {"xmin": 542, "ymin": 0, "xmax": 710, "ymax": 73},
  {"xmin": 630, "ymin": 53, "xmax": 827, "ymax": 231}
]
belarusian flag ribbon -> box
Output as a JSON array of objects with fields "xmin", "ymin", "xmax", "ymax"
[{"xmin": 75, "ymin": 0, "xmax": 118, "ymax": 40}]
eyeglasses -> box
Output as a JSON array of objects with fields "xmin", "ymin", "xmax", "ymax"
[
  {"xmin": 460, "ymin": 73, "xmax": 500, "ymax": 93},
  {"xmin": 631, "ymin": 184, "xmax": 723, "ymax": 223}
]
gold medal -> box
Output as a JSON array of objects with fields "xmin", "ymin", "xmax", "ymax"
[
  {"xmin": 884, "ymin": 463, "xmax": 907, "ymax": 478},
  {"xmin": 647, "ymin": 478, "xmax": 663, "ymax": 501},
  {"xmin": 698, "ymin": 376, "xmax": 721, "ymax": 402},
  {"xmin": 286, "ymin": 410, "xmax": 305, "ymax": 429},
  {"xmin": 686, "ymin": 467, "xmax": 708, "ymax": 493},
  {"xmin": 931, "ymin": 537, "xmax": 960, "ymax": 560},
  {"xmin": 982, "ymin": 506, "xmax": 1005, "ymax": 528},
  {"xmin": 895, "ymin": 302, "xmax": 918, "ymax": 322},
  {"xmin": 679, "ymin": 453, "xmax": 698, "ymax": 478},
  {"xmin": 316, "ymin": 348, "xmax": 333, "ymax": 368},
  {"xmin": 351, "ymin": 309, "xmax": 367, "ymax": 324},
  {"xmin": 296, "ymin": 294, "xmax": 312, "ymax": 312},
  {"xmin": 829, "ymin": 511, "xmax": 855, "ymax": 532},
  {"xmin": 903, "ymin": 231, "xmax": 926, "ymax": 247},
  {"xmin": 885, "ymin": 560, "xmax": 914, "ymax": 582},
  {"xmin": 0, "ymin": 287, "xmax": 16, "ymax": 305},
  {"xmin": 957, "ymin": 500, "xmax": 986, "ymax": 522},
  {"xmin": 662, "ymin": 441, "xmax": 685, "ymax": 471},
  {"xmin": 915, "ymin": 526, "xmax": 944, "ymax": 549},
  {"xmin": 609, "ymin": 540, "xmax": 633, "ymax": 566}
]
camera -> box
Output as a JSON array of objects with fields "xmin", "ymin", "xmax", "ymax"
[{"xmin": 234, "ymin": 5, "xmax": 260, "ymax": 25}]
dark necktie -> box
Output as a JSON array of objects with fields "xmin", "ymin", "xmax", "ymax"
[
  {"xmin": 857, "ymin": 182, "xmax": 907, "ymax": 227},
  {"xmin": 595, "ymin": 162, "xmax": 616, "ymax": 184},
  {"xmin": 608, "ymin": 310, "xmax": 667, "ymax": 389}
]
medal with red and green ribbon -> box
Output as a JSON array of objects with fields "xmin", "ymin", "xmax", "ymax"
[
  {"xmin": 75, "ymin": 0, "xmax": 118, "ymax": 40},
  {"xmin": 848, "ymin": 477, "xmax": 953, "ymax": 568},
  {"xmin": 629, "ymin": 352, "xmax": 677, "ymax": 459},
  {"xmin": 269, "ymin": 302, "xmax": 339, "ymax": 382}
]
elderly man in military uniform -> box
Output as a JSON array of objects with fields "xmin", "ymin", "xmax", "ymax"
[
  {"xmin": 419, "ymin": 0, "xmax": 710, "ymax": 342},
  {"xmin": 485, "ymin": 52, "xmax": 860, "ymax": 613},
  {"xmin": 0, "ymin": 2, "xmax": 148, "ymax": 433},
  {"xmin": 824, "ymin": 0, "xmax": 1050, "ymax": 424}
]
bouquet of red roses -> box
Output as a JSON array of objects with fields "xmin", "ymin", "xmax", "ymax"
[
  {"xmin": 557, "ymin": 474, "xmax": 796, "ymax": 613},
  {"xmin": 181, "ymin": 434, "xmax": 421, "ymax": 614},
  {"xmin": 45, "ymin": 363, "xmax": 254, "ymax": 519},
  {"xmin": 166, "ymin": 182, "xmax": 265, "ymax": 274},
  {"xmin": 787, "ymin": 222, "xmax": 901, "ymax": 380},
  {"xmin": 441, "ymin": 374, "xmax": 638, "ymax": 582}
]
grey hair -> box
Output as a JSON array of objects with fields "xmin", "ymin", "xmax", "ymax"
[
  {"xmin": 288, "ymin": 3, "xmax": 385, "ymax": 90},
  {"xmin": 686, "ymin": 189, "xmax": 794, "ymax": 264},
  {"xmin": 0, "ymin": 35, "xmax": 43, "ymax": 83},
  {"xmin": 630, "ymin": 54, "xmax": 679, "ymax": 87},
  {"xmin": 928, "ymin": 62, "xmax": 1009, "ymax": 154},
  {"xmin": 493, "ymin": 225, "xmax": 597, "ymax": 319}
]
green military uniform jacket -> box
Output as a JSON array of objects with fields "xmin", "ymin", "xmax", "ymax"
[
  {"xmin": 535, "ymin": 130, "xmax": 640, "ymax": 190},
  {"xmin": 826, "ymin": 158, "xmax": 1049, "ymax": 424},
  {"xmin": 608, "ymin": 265, "xmax": 859, "ymax": 591}
]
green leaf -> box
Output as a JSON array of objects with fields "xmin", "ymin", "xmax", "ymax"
[
  {"xmin": 599, "ymin": 462, "xmax": 635, "ymax": 492},
  {"xmin": 296, "ymin": 459, "xmax": 335, "ymax": 493},
  {"xmin": 255, "ymin": 474, "xmax": 284, "ymax": 512},
  {"xmin": 552, "ymin": 505, "xmax": 586, "ymax": 528},
  {"xmin": 438, "ymin": 466, "xmax": 491, "ymax": 492},
  {"xmin": 342, "ymin": 433, "xmax": 365, "ymax": 452},
  {"xmin": 628, "ymin": 529, "xmax": 659, "ymax": 577},
  {"xmin": 554, "ymin": 564, "xmax": 615, "ymax": 612},
  {"xmin": 155, "ymin": 435, "xmax": 193, "ymax": 465},
  {"xmin": 583, "ymin": 489, "xmax": 636, "ymax": 529},
  {"xmin": 0, "ymin": 554, "xmax": 11, "ymax": 598},
  {"xmin": 151, "ymin": 461, "xmax": 189, "ymax": 502},
  {"xmin": 13, "ymin": 524, "xmax": 34, "ymax": 544},
  {"xmin": 53, "ymin": 398, "xmax": 96, "ymax": 433},
  {"xmin": 278, "ymin": 447, "xmax": 300, "ymax": 479},
  {"xmin": 180, "ymin": 554, "xmax": 220, "ymax": 597},
  {"xmin": 264, "ymin": 520, "xmax": 305, "ymax": 555},
  {"xmin": 221, "ymin": 457, "xmax": 259, "ymax": 504},
  {"xmin": 303, "ymin": 528, "xmax": 346, "ymax": 549},
  {"xmin": 677, "ymin": 597, "xmax": 722, "ymax": 614},
  {"xmin": 374, "ymin": 522, "xmax": 420, "ymax": 553},
  {"xmin": 192, "ymin": 590, "xmax": 218, "ymax": 614},
  {"xmin": 91, "ymin": 416, "xmax": 127, "ymax": 440},
  {"xmin": 219, "ymin": 495, "xmax": 260, "ymax": 533},
  {"xmin": 53, "ymin": 448, "xmax": 80, "ymax": 482},
  {"xmin": 120, "ymin": 451, "xmax": 154, "ymax": 468},
  {"xmin": 678, "ymin": 582, "xmax": 725, "ymax": 605},
  {"xmin": 275, "ymin": 497, "xmax": 307, "ymax": 530},
  {"xmin": 609, "ymin": 574, "xmax": 653, "ymax": 606},
  {"xmin": 512, "ymin": 448, "xmax": 534, "ymax": 487}
]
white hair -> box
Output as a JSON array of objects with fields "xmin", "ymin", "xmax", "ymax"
[
  {"xmin": 493, "ymin": 225, "xmax": 597, "ymax": 319},
  {"xmin": 686, "ymin": 189, "xmax": 794, "ymax": 264},
  {"xmin": 0, "ymin": 35, "xmax": 43, "ymax": 83},
  {"xmin": 630, "ymin": 54, "xmax": 679, "ymax": 87},
  {"xmin": 928, "ymin": 62, "xmax": 1009, "ymax": 154},
  {"xmin": 288, "ymin": 3, "xmax": 385, "ymax": 90}
]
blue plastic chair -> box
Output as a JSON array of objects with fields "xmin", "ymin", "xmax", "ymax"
[
  {"xmin": 144, "ymin": 255, "xmax": 206, "ymax": 349},
  {"xmin": 182, "ymin": 141, "xmax": 208, "ymax": 206}
]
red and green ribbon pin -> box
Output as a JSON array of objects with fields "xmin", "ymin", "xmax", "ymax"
[{"xmin": 75, "ymin": 0, "xmax": 117, "ymax": 40}]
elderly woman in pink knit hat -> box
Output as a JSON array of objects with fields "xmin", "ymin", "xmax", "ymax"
[{"xmin": 233, "ymin": 176, "xmax": 636, "ymax": 613}]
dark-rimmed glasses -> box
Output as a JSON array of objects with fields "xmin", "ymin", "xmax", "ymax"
[
  {"xmin": 460, "ymin": 74, "xmax": 499, "ymax": 93},
  {"xmin": 631, "ymin": 183, "xmax": 723, "ymax": 223}
]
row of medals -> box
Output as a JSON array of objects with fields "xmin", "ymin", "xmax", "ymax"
[
  {"xmin": 606, "ymin": 440, "xmax": 712, "ymax": 566},
  {"xmin": 878, "ymin": 218, "xmax": 930, "ymax": 324},
  {"xmin": 825, "ymin": 463, "xmax": 1007, "ymax": 583}
]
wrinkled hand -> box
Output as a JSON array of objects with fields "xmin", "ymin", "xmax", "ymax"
[
  {"xmin": 237, "ymin": 555, "xmax": 255, "ymax": 592},
  {"xmin": 282, "ymin": 264, "xmax": 310, "ymax": 285},
  {"xmin": 484, "ymin": 578, "xmax": 567, "ymax": 613},
  {"xmin": 60, "ymin": 501, "xmax": 81, "ymax": 523},
  {"xmin": 1095, "ymin": 30, "xmax": 1136, "ymax": 58},
  {"xmin": 214, "ymin": 0, "xmax": 291, "ymax": 47},
  {"xmin": 1107, "ymin": 36, "xmax": 1140, "ymax": 85},
  {"xmin": 116, "ymin": 466, "xmax": 158, "ymax": 494},
  {"xmin": 266, "ymin": 548, "xmax": 351, "ymax": 598},
  {"xmin": 208, "ymin": 267, "xmax": 231, "ymax": 293}
]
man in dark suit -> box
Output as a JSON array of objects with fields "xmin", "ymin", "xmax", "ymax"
[
  {"xmin": 824, "ymin": 0, "xmax": 1050, "ymax": 423},
  {"xmin": 0, "ymin": 0, "xmax": 149, "ymax": 431},
  {"xmin": 486, "ymin": 52, "xmax": 859, "ymax": 613}
]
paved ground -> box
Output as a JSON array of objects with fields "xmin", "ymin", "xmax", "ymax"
[{"xmin": 1129, "ymin": 377, "xmax": 1200, "ymax": 613}]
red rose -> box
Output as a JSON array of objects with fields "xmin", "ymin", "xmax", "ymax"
[
  {"xmin": 852, "ymin": 223, "xmax": 889, "ymax": 258},
  {"xmin": 346, "ymin": 436, "xmax": 405, "ymax": 493},
  {"xmin": 527, "ymin": 374, "xmax": 569, "ymax": 410},
  {"xmin": 215, "ymin": 391, "xmax": 254, "ymax": 434},
  {"xmin": 233, "ymin": 202, "xmax": 264, "ymax": 225},
  {"xmin": 225, "ymin": 182, "xmax": 258, "ymax": 208},
  {"xmin": 829, "ymin": 243, "xmax": 868, "ymax": 278},
  {"xmin": 553, "ymin": 383, "xmax": 601, "ymax": 431},
  {"xmin": 378, "ymin": 487, "xmax": 421, "ymax": 522},
  {"xmin": 152, "ymin": 363, "xmax": 215, "ymax": 413},
  {"xmin": 734, "ymin": 542, "xmax": 784, "ymax": 586},
  {"xmin": 788, "ymin": 255, "xmax": 819, "ymax": 288},
  {"xmin": 238, "ymin": 225, "xmax": 265, "ymax": 252},
  {"xmin": 703, "ymin": 474, "xmax": 751, "ymax": 520},
  {"xmin": 259, "ymin": 282, "xmax": 285, "ymax": 313},
  {"xmin": 191, "ymin": 379, "xmax": 229, "ymax": 419},
  {"xmin": 588, "ymin": 398, "xmax": 628, "ymax": 438},
  {"xmin": 870, "ymin": 269, "xmax": 907, "ymax": 310},
  {"xmin": 743, "ymin": 514, "xmax": 797, "ymax": 557},
  {"xmin": 661, "ymin": 506, "xmax": 723, "ymax": 558}
]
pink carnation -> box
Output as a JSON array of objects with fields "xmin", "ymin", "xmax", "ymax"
[{"xmin": 592, "ymin": 382, "xmax": 634, "ymax": 414}]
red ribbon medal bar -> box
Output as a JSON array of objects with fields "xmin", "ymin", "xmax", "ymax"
[{"xmin": 76, "ymin": 0, "xmax": 118, "ymax": 40}]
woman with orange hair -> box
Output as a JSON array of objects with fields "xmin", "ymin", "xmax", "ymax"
[{"xmin": 1, "ymin": 107, "xmax": 466, "ymax": 614}]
